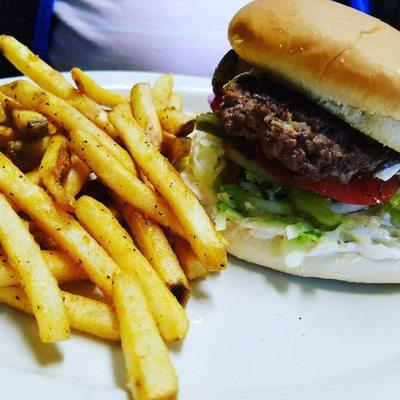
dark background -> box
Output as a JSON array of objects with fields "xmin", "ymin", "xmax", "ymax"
[
  {"xmin": 0, "ymin": 0, "xmax": 399, "ymax": 78},
  {"xmin": 339, "ymin": 0, "xmax": 400, "ymax": 26},
  {"xmin": 0, "ymin": 0, "xmax": 40, "ymax": 77}
]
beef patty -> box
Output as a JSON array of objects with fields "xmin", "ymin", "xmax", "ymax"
[{"xmin": 214, "ymin": 54, "xmax": 399, "ymax": 183}]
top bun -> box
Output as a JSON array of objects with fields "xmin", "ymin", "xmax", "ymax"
[{"xmin": 228, "ymin": 0, "xmax": 400, "ymax": 152}]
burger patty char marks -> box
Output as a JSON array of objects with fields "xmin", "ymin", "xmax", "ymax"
[{"xmin": 218, "ymin": 77, "xmax": 400, "ymax": 184}]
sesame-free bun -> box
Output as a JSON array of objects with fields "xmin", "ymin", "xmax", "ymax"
[
  {"xmin": 228, "ymin": 0, "xmax": 400, "ymax": 152},
  {"xmin": 223, "ymin": 222, "xmax": 400, "ymax": 284}
]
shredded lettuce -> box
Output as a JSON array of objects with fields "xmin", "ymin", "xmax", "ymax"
[
  {"xmin": 186, "ymin": 128, "xmax": 400, "ymax": 265},
  {"xmin": 219, "ymin": 184, "xmax": 292, "ymax": 216},
  {"xmin": 384, "ymin": 194, "xmax": 400, "ymax": 228},
  {"xmin": 217, "ymin": 172, "xmax": 342, "ymax": 231},
  {"xmin": 185, "ymin": 131, "xmax": 225, "ymax": 201}
]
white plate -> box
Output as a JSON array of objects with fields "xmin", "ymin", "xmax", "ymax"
[{"xmin": 1, "ymin": 71, "xmax": 400, "ymax": 400}]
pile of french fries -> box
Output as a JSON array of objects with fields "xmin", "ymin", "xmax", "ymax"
[{"xmin": 0, "ymin": 35, "xmax": 227, "ymax": 400}]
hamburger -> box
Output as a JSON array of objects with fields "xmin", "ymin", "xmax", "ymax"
[{"xmin": 183, "ymin": 0, "xmax": 400, "ymax": 283}]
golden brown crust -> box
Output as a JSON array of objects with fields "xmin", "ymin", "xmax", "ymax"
[{"xmin": 228, "ymin": 0, "xmax": 400, "ymax": 124}]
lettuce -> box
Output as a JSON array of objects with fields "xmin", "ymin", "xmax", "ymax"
[
  {"xmin": 186, "ymin": 129, "xmax": 400, "ymax": 264},
  {"xmin": 219, "ymin": 184, "xmax": 292, "ymax": 216},
  {"xmin": 217, "ymin": 171, "xmax": 342, "ymax": 231},
  {"xmin": 289, "ymin": 189, "xmax": 343, "ymax": 229},
  {"xmin": 384, "ymin": 194, "xmax": 400, "ymax": 228},
  {"xmin": 185, "ymin": 131, "xmax": 225, "ymax": 200}
]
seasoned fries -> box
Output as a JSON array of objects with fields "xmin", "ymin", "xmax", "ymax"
[
  {"xmin": 40, "ymin": 134, "xmax": 74, "ymax": 211},
  {"xmin": 0, "ymin": 102, "xmax": 7, "ymax": 124},
  {"xmin": 63, "ymin": 154, "xmax": 90, "ymax": 197},
  {"xmin": 68, "ymin": 94, "xmax": 117, "ymax": 138},
  {"xmin": 110, "ymin": 106, "xmax": 227, "ymax": 271},
  {"xmin": 0, "ymin": 35, "xmax": 227, "ymax": 400},
  {"xmin": 162, "ymin": 131, "xmax": 192, "ymax": 161},
  {"xmin": 0, "ymin": 286, "xmax": 119, "ymax": 341},
  {"xmin": 131, "ymin": 83, "xmax": 163, "ymax": 149},
  {"xmin": 62, "ymin": 291, "xmax": 120, "ymax": 341},
  {"xmin": 168, "ymin": 92, "xmax": 183, "ymax": 111},
  {"xmin": 0, "ymin": 35, "xmax": 116, "ymax": 138},
  {"xmin": 42, "ymin": 250, "xmax": 88, "ymax": 282},
  {"xmin": 25, "ymin": 167, "xmax": 41, "ymax": 185},
  {"xmin": 0, "ymin": 153, "xmax": 119, "ymax": 298},
  {"xmin": 0, "ymin": 35, "xmax": 73, "ymax": 99},
  {"xmin": 0, "ymin": 249, "xmax": 88, "ymax": 287},
  {"xmin": 120, "ymin": 203, "xmax": 190, "ymax": 306},
  {"xmin": 69, "ymin": 129, "xmax": 183, "ymax": 234},
  {"xmin": 0, "ymin": 80, "xmax": 134, "ymax": 171},
  {"xmin": 168, "ymin": 234, "xmax": 209, "ymax": 280},
  {"xmin": 29, "ymin": 222, "xmax": 59, "ymax": 250},
  {"xmin": 0, "ymin": 194, "xmax": 70, "ymax": 343},
  {"xmin": 114, "ymin": 272, "xmax": 178, "ymax": 400},
  {"xmin": 71, "ymin": 67, "xmax": 128, "ymax": 107},
  {"xmin": 152, "ymin": 72, "xmax": 173, "ymax": 111},
  {"xmin": 158, "ymin": 108, "xmax": 195, "ymax": 136},
  {"xmin": 75, "ymin": 196, "xmax": 189, "ymax": 341}
]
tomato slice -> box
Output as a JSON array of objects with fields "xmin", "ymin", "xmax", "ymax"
[{"xmin": 255, "ymin": 149, "xmax": 400, "ymax": 205}]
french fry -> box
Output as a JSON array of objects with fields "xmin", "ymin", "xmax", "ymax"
[
  {"xmin": 41, "ymin": 250, "xmax": 88, "ymax": 282},
  {"xmin": 158, "ymin": 108, "xmax": 195, "ymax": 137},
  {"xmin": 168, "ymin": 92, "xmax": 183, "ymax": 111},
  {"xmin": 71, "ymin": 68, "xmax": 128, "ymax": 107},
  {"xmin": 0, "ymin": 256, "xmax": 17, "ymax": 287},
  {"xmin": 0, "ymin": 125, "xmax": 18, "ymax": 147},
  {"xmin": 131, "ymin": 83, "xmax": 163, "ymax": 149},
  {"xmin": 63, "ymin": 290, "xmax": 120, "ymax": 341},
  {"xmin": 29, "ymin": 223, "xmax": 59, "ymax": 250},
  {"xmin": 0, "ymin": 36, "xmax": 73, "ymax": 99},
  {"xmin": 68, "ymin": 95, "xmax": 117, "ymax": 138},
  {"xmin": 0, "ymin": 194, "xmax": 70, "ymax": 342},
  {"xmin": 151, "ymin": 73, "xmax": 173, "ymax": 112},
  {"xmin": 75, "ymin": 196, "xmax": 189, "ymax": 341},
  {"xmin": 0, "ymin": 152, "xmax": 120, "ymax": 298},
  {"xmin": 110, "ymin": 106, "xmax": 227, "ymax": 271},
  {"xmin": 0, "ymin": 90, "xmax": 20, "ymax": 111},
  {"xmin": 0, "ymin": 286, "xmax": 119, "ymax": 341},
  {"xmin": 119, "ymin": 204, "xmax": 190, "ymax": 306},
  {"xmin": 0, "ymin": 249, "xmax": 88, "ymax": 287},
  {"xmin": 40, "ymin": 134, "xmax": 75, "ymax": 211},
  {"xmin": 113, "ymin": 271, "xmax": 178, "ymax": 400},
  {"xmin": 25, "ymin": 167, "xmax": 41, "ymax": 185},
  {"xmin": 168, "ymin": 234, "xmax": 209, "ymax": 280},
  {"xmin": 63, "ymin": 154, "xmax": 90, "ymax": 197},
  {"xmin": 0, "ymin": 35, "xmax": 116, "ymax": 138},
  {"xmin": 0, "ymin": 102, "xmax": 7, "ymax": 123},
  {"xmin": 9, "ymin": 108, "xmax": 48, "ymax": 139},
  {"xmin": 161, "ymin": 132, "xmax": 191, "ymax": 161},
  {"xmin": 69, "ymin": 129, "xmax": 183, "ymax": 235},
  {"xmin": 0, "ymin": 80, "xmax": 135, "ymax": 171}
]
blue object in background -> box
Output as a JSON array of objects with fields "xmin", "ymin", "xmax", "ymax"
[
  {"xmin": 350, "ymin": 0, "xmax": 371, "ymax": 14},
  {"xmin": 31, "ymin": 0, "xmax": 55, "ymax": 60}
]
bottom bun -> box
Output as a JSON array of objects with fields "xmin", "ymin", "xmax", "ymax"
[
  {"xmin": 223, "ymin": 223, "xmax": 400, "ymax": 284},
  {"xmin": 181, "ymin": 168, "xmax": 400, "ymax": 284}
]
